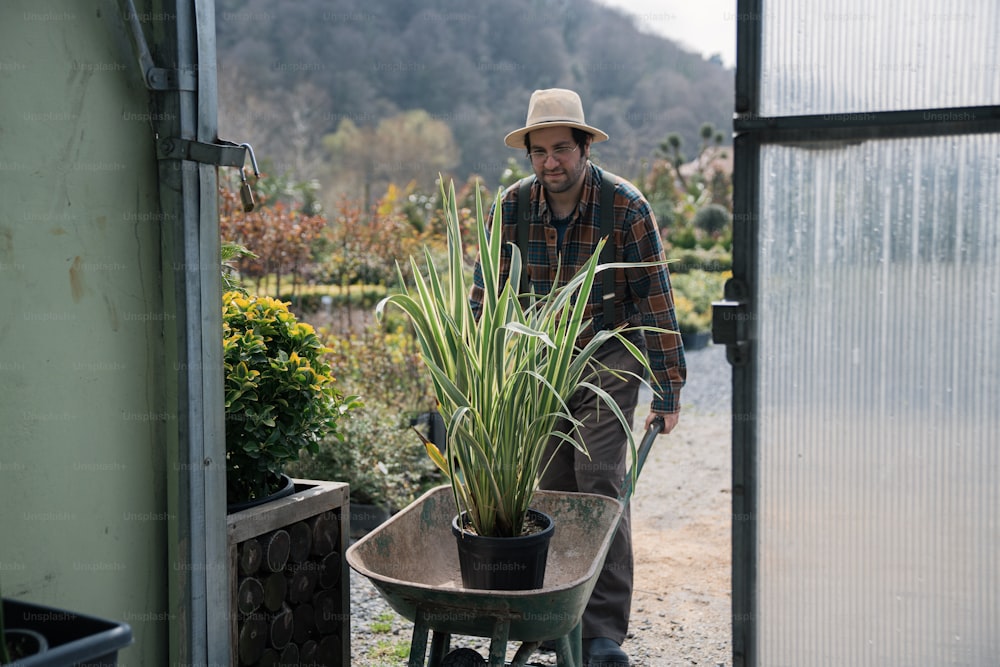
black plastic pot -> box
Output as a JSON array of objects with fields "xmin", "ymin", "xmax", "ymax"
[
  {"xmin": 3, "ymin": 627, "xmax": 48, "ymax": 662},
  {"xmin": 349, "ymin": 502, "xmax": 391, "ymax": 539},
  {"xmin": 680, "ymin": 330, "xmax": 712, "ymax": 350},
  {"xmin": 227, "ymin": 473, "xmax": 296, "ymax": 514},
  {"xmin": 1, "ymin": 599, "xmax": 132, "ymax": 667},
  {"xmin": 451, "ymin": 509, "xmax": 554, "ymax": 591}
]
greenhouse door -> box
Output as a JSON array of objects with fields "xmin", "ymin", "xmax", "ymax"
[{"xmin": 716, "ymin": 1, "xmax": 1000, "ymax": 665}]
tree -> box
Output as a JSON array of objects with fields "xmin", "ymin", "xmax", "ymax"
[
  {"xmin": 215, "ymin": 0, "xmax": 735, "ymax": 185},
  {"xmin": 322, "ymin": 185, "xmax": 436, "ymax": 330},
  {"xmin": 322, "ymin": 110, "xmax": 460, "ymax": 210},
  {"xmin": 325, "ymin": 185, "xmax": 433, "ymax": 289},
  {"xmin": 218, "ymin": 174, "xmax": 329, "ymax": 296},
  {"xmin": 658, "ymin": 132, "xmax": 687, "ymax": 189},
  {"xmin": 656, "ymin": 123, "xmax": 730, "ymax": 203},
  {"xmin": 642, "ymin": 161, "xmax": 680, "ymax": 233},
  {"xmin": 498, "ymin": 157, "xmax": 531, "ymax": 189},
  {"xmin": 697, "ymin": 122, "xmax": 725, "ymax": 172}
]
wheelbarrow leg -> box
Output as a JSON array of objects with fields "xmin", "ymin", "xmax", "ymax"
[
  {"xmin": 510, "ymin": 641, "xmax": 540, "ymax": 667},
  {"xmin": 487, "ymin": 617, "xmax": 511, "ymax": 667},
  {"xmin": 427, "ymin": 631, "xmax": 451, "ymax": 667},
  {"xmin": 409, "ymin": 607, "xmax": 432, "ymax": 667},
  {"xmin": 555, "ymin": 621, "xmax": 583, "ymax": 667}
]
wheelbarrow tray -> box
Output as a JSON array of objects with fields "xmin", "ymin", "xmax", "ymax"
[{"xmin": 347, "ymin": 485, "xmax": 624, "ymax": 643}]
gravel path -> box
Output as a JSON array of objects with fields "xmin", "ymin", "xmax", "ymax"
[
  {"xmin": 670, "ymin": 341, "xmax": 731, "ymax": 415},
  {"xmin": 348, "ymin": 344, "xmax": 733, "ymax": 666}
]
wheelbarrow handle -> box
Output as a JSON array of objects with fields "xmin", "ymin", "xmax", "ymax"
[{"xmin": 618, "ymin": 415, "xmax": 663, "ymax": 505}]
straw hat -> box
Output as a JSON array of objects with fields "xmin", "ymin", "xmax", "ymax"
[{"xmin": 504, "ymin": 88, "xmax": 609, "ymax": 149}]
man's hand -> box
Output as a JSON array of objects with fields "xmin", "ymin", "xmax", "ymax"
[{"xmin": 644, "ymin": 410, "xmax": 679, "ymax": 435}]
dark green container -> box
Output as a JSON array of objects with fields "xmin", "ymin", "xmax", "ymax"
[
  {"xmin": 2, "ymin": 599, "xmax": 132, "ymax": 667},
  {"xmin": 451, "ymin": 509, "xmax": 555, "ymax": 590}
]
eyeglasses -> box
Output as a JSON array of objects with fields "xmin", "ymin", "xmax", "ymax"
[{"xmin": 527, "ymin": 144, "xmax": 579, "ymax": 164}]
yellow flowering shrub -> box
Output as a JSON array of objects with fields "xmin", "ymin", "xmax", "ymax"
[{"xmin": 223, "ymin": 291, "xmax": 357, "ymax": 504}]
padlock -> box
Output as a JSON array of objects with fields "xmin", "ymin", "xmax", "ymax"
[
  {"xmin": 239, "ymin": 167, "xmax": 255, "ymax": 212},
  {"xmin": 238, "ymin": 143, "xmax": 261, "ymax": 213}
]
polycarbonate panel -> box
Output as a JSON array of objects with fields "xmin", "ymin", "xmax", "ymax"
[
  {"xmin": 756, "ymin": 134, "xmax": 1000, "ymax": 666},
  {"xmin": 760, "ymin": 0, "xmax": 1000, "ymax": 116}
]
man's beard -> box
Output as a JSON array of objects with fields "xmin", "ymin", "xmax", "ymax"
[{"xmin": 538, "ymin": 156, "xmax": 586, "ymax": 194}]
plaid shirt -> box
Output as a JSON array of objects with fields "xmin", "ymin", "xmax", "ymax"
[{"xmin": 470, "ymin": 162, "xmax": 686, "ymax": 414}]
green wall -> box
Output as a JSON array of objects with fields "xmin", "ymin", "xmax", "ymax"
[{"xmin": 1, "ymin": 3, "xmax": 168, "ymax": 664}]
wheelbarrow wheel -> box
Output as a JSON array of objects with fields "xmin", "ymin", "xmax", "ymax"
[{"xmin": 440, "ymin": 647, "xmax": 487, "ymax": 667}]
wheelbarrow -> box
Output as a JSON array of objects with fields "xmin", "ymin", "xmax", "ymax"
[{"xmin": 346, "ymin": 418, "xmax": 663, "ymax": 667}]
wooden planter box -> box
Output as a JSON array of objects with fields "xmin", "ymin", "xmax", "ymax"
[{"xmin": 227, "ymin": 479, "xmax": 350, "ymax": 667}]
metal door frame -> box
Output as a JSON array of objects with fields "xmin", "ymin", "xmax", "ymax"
[
  {"xmin": 720, "ymin": 2, "xmax": 1000, "ymax": 665},
  {"xmin": 115, "ymin": 0, "xmax": 231, "ymax": 663}
]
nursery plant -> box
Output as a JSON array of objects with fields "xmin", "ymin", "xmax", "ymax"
[
  {"xmin": 223, "ymin": 290, "xmax": 357, "ymax": 505},
  {"xmin": 376, "ymin": 181, "xmax": 665, "ymax": 539}
]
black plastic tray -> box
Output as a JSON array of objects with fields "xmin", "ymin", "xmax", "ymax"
[{"xmin": 2, "ymin": 599, "xmax": 132, "ymax": 667}]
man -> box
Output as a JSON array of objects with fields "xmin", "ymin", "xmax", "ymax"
[{"xmin": 469, "ymin": 88, "xmax": 686, "ymax": 666}]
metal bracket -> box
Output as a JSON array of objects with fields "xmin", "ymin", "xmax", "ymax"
[
  {"xmin": 120, "ymin": 0, "xmax": 197, "ymax": 91},
  {"xmin": 146, "ymin": 66, "xmax": 197, "ymax": 92},
  {"xmin": 156, "ymin": 138, "xmax": 248, "ymax": 168},
  {"xmin": 712, "ymin": 278, "xmax": 751, "ymax": 367}
]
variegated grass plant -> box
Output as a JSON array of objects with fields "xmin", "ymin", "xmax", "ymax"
[{"xmin": 376, "ymin": 181, "xmax": 661, "ymax": 538}]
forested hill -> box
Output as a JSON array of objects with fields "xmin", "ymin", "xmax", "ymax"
[{"xmin": 215, "ymin": 0, "xmax": 734, "ymax": 188}]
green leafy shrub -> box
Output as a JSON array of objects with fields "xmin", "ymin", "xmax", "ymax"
[
  {"xmin": 223, "ymin": 291, "xmax": 357, "ymax": 504},
  {"xmin": 668, "ymin": 225, "xmax": 698, "ymax": 250},
  {"xmin": 671, "ymin": 270, "xmax": 730, "ymax": 334},
  {"xmin": 287, "ymin": 321, "xmax": 442, "ymax": 509},
  {"xmin": 693, "ymin": 203, "xmax": 731, "ymax": 236},
  {"xmin": 673, "ymin": 294, "xmax": 713, "ymax": 334},
  {"xmin": 668, "ymin": 246, "xmax": 732, "ymax": 273},
  {"xmin": 286, "ymin": 398, "xmax": 440, "ymax": 509},
  {"xmin": 277, "ymin": 285, "xmax": 388, "ymax": 313},
  {"xmin": 698, "ymin": 234, "xmax": 719, "ymax": 251},
  {"xmin": 322, "ymin": 324, "xmax": 436, "ymax": 415}
]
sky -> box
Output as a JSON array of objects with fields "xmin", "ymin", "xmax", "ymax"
[{"xmin": 594, "ymin": 0, "xmax": 736, "ymax": 68}]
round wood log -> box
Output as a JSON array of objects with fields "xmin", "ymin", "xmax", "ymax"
[
  {"xmin": 278, "ymin": 641, "xmax": 299, "ymax": 666},
  {"xmin": 238, "ymin": 537, "xmax": 263, "ymax": 576},
  {"xmin": 299, "ymin": 639, "xmax": 318, "ymax": 665},
  {"xmin": 291, "ymin": 603, "xmax": 315, "ymax": 644},
  {"xmin": 315, "ymin": 634, "xmax": 341, "ymax": 666},
  {"xmin": 287, "ymin": 566, "xmax": 319, "ymax": 604},
  {"xmin": 237, "ymin": 616, "xmax": 267, "ymax": 666},
  {"xmin": 236, "ymin": 576, "xmax": 264, "ymax": 615},
  {"xmin": 269, "ymin": 604, "xmax": 294, "ymax": 651},
  {"xmin": 318, "ymin": 551, "xmax": 341, "ymax": 589},
  {"xmin": 309, "ymin": 511, "xmax": 339, "ymax": 556},
  {"xmin": 262, "ymin": 571, "xmax": 287, "ymax": 612},
  {"xmin": 255, "ymin": 648, "xmax": 279, "ymax": 667},
  {"xmin": 287, "ymin": 520, "xmax": 313, "ymax": 563},
  {"xmin": 263, "ymin": 529, "xmax": 291, "ymax": 572},
  {"xmin": 312, "ymin": 589, "xmax": 340, "ymax": 635}
]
